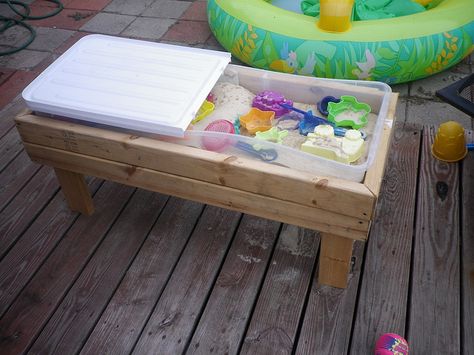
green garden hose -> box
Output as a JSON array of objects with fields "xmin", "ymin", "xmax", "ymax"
[{"xmin": 0, "ymin": 0, "xmax": 64, "ymax": 56}]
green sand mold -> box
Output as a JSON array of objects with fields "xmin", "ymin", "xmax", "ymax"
[
  {"xmin": 327, "ymin": 96, "xmax": 371, "ymax": 129},
  {"xmin": 255, "ymin": 127, "xmax": 288, "ymax": 144}
]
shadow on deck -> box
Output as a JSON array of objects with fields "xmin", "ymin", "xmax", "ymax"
[{"xmin": 0, "ymin": 100, "xmax": 473, "ymax": 354}]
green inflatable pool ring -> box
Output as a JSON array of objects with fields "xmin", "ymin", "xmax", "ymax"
[{"xmin": 207, "ymin": 0, "xmax": 474, "ymax": 84}]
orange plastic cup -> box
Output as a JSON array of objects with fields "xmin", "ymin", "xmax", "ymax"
[
  {"xmin": 432, "ymin": 121, "xmax": 468, "ymax": 162},
  {"xmin": 318, "ymin": 0, "xmax": 354, "ymax": 33}
]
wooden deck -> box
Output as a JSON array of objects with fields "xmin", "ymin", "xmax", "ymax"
[{"xmin": 0, "ymin": 101, "xmax": 473, "ymax": 354}]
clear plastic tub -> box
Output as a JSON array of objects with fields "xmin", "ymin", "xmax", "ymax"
[{"xmin": 165, "ymin": 64, "xmax": 392, "ymax": 182}]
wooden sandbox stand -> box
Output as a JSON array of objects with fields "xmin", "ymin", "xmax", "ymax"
[{"xmin": 15, "ymin": 93, "xmax": 396, "ymax": 289}]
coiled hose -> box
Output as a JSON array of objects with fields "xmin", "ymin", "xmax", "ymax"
[{"xmin": 0, "ymin": 0, "xmax": 63, "ymax": 56}]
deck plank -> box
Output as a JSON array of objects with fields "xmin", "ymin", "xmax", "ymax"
[
  {"xmin": 80, "ymin": 197, "xmax": 204, "ymax": 355},
  {"xmin": 187, "ymin": 215, "xmax": 281, "ymax": 355},
  {"xmin": 28, "ymin": 189, "xmax": 168, "ymax": 355},
  {"xmin": 0, "ymin": 98, "xmax": 23, "ymax": 139},
  {"xmin": 0, "ymin": 166, "xmax": 58, "ymax": 260},
  {"xmin": 350, "ymin": 123, "xmax": 421, "ymax": 353},
  {"xmin": 0, "ymin": 182, "xmax": 134, "ymax": 355},
  {"xmin": 407, "ymin": 126, "xmax": 461, "ymax": 354},
  {"xmin": 0, "ymin": 150, "xmax": 40, "ymax": 213},
  {"xmin": 0, "ymin": 128, "xmax": 23, "ymax": 173},
  {"xmin": 295, "ymin": 241, "xmax": 364, "ymax": 354},
  {"xmin": 0, "ymin": 178, "xmax": 101, "ymax": 317},
  {"xmin": 132, "ymin": 207, "xmax": 241, "ymax": 355},
  {"xmin": 462, "ymin": 131, "xmax": 474, "ymax": 353},
  {"xmin": 240, "ymin": 225, "xmax": 319, "ymax": 355}
]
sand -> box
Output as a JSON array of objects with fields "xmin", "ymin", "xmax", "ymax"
[{"xmin": 191, "ymin": 81, "xmax": 376, "ymax": 165}]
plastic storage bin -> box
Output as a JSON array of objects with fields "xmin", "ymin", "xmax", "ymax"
[
  {"xmin": 22, "ymin": 35, "xmax": 392, "ymax": 182},
  {"xmin": 169, "ymin": 65, "xmax": 392, "ymax": 182}
]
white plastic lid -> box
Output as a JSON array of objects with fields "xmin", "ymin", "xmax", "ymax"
[{"xmin": 22, "ymin": 34, "xmax": 231, "ymax": 137}]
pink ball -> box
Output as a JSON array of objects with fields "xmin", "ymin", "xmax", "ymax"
[{"xmin": 374, "ymin": 333, "xmax": 409, "ymax": 355}]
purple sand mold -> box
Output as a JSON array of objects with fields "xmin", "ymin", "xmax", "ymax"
[{"xmin": 252, "ymin": 91, "xmax": 293, "ymax": 117}]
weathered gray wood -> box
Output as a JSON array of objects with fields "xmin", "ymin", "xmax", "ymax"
[
  {"xmin": 408, "ymin": 125, "xmax": 460, "ymax": 354},
  {"xmin": 0, "ymin": 182, "xmax": 134, "ymax": 355},
  {"xmin": 240, "ymin": 225, "xmax": 319, "ymax": 355},
  {"xmin": 462, "ymin": 130, "xmax": 474, "ymax": 353},
  {"xmin": 296, "ymin": 241, "xmax": 364, "ymax": 354},
  {"xmin": 132, "ymin": 207, "xmax": 241, "ymax": 355},
  {"xmin": 0, "ymin": 120, "xmax": 467, "ymax": 355},
  {"xmin": 187, "ymin": 215, "xmax": 281, "ymax": 355},
  {"xmin": 0, "ymin": 150, "xmax": 40, "ymax": 213},
  {"xmin": 80, "ymin": 197, "xmax": 204, "ymax": 355},
  {"xmin": 28, "ymin": 189, "xmax": 168, "ymax": 355},
  {"xmin": 0, "ymin": 178, "xmax": 101, "ymax": 317},
  {"xmin": 0, "ymin": 128, "xmax": 23, "ymax": 172},
  {"xmin": 350, "ymin": 123, "xmax": 421, "ymax": 353},
  {"xmin": 0, "ymin": 98, "xmax": 23, "ymax": 139},
  {"xmin": 0, "ymin": 166, "xmax": 56, "ymax": 261},
  {"xmin": 0, "ymin": 121, "xmax": 14, "ymax": 141}
]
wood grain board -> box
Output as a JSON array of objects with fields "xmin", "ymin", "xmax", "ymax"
[
  {"xmin": 187, "ymin": 216, "xmax": 281, "ymax": 355},
  {"xmin": 240, "ymin": 225, "xmax": 319, "ymax": 355},
  {"xmin": 0, "ymin": 150, "xmax": 40, "ymax": 213},
  {"xmin": 80, "ymin": 197, "xmax": 204, "ymax": 355},
  {"xmin": 28, "ymin": 189, "xmax": 168, "ymax": 355},
  {"xmin": 0, "ymin": 128, "xmax": 24, "ymax": 172},
  {"xmin": 0, "ymin": 166, "xmax": 56, "ymax": 261},
  {"xmin": 462, "ymin": 131, "xmax": 473, "ymax": 353},
  {"xmin": 407, "ymin": 126, "xmax": 461, "ymax": 354},
  {"xmin": 296, "ymin": 241, "xmax": 365, "ymax": 354},
  {"xmin": 132, "ymin": 207, "xmax": 241, "ymax": 355},
  {"xmin": 0, "ymin": 178, "xmax": 101, "ymax": 318},
  {"xmin": 0, "ymin": 182, "xmax": 134, "ymax": 355},
  {"xmin": 318, "ymin": 233, "xmax": 354, "ymax": 288},
  {"xmin": 0, "ymin": 98, "xmax": 24, "ymax": 139},
  {"xmin": 53, "ymin": 167, "xmax": 95, "ymax": 215},
  {"xmin": 350, "ymin": 123, "xmax": 421, "ymax": 353}
]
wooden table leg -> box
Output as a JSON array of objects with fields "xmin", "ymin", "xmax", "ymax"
[
  {"xmin": 54, "ymin": 168, "xmax": 95, "ymax": 215},
  {"xmin": 318, "ymin": 233, "xmax": 354, "ymax": 288}
]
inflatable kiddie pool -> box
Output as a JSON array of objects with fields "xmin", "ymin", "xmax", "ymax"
[{"xmin": 207, "ymin": 0, "xmax": 474, "ymax": 84}]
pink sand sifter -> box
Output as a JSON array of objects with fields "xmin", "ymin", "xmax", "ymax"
[{"xmin": 202, "ymin": 119, "xmax": 235, "ymax": 152}]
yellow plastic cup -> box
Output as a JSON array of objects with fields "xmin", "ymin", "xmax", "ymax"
[
  {"xmin": 431, "ymin": 121, "xmax": 468, "ymax": 162},
  {"xmin": 412, "ymin": 0, "xmax": 433, "ymax": 6},
  {"xmin": 318, "ymin": 0, "xmax": 354, "ymax": 33}
]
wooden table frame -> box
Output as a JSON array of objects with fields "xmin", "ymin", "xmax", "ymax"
[{"xmin": 14, "ymin": 94, "xmax": 396, "ymax": 288}]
